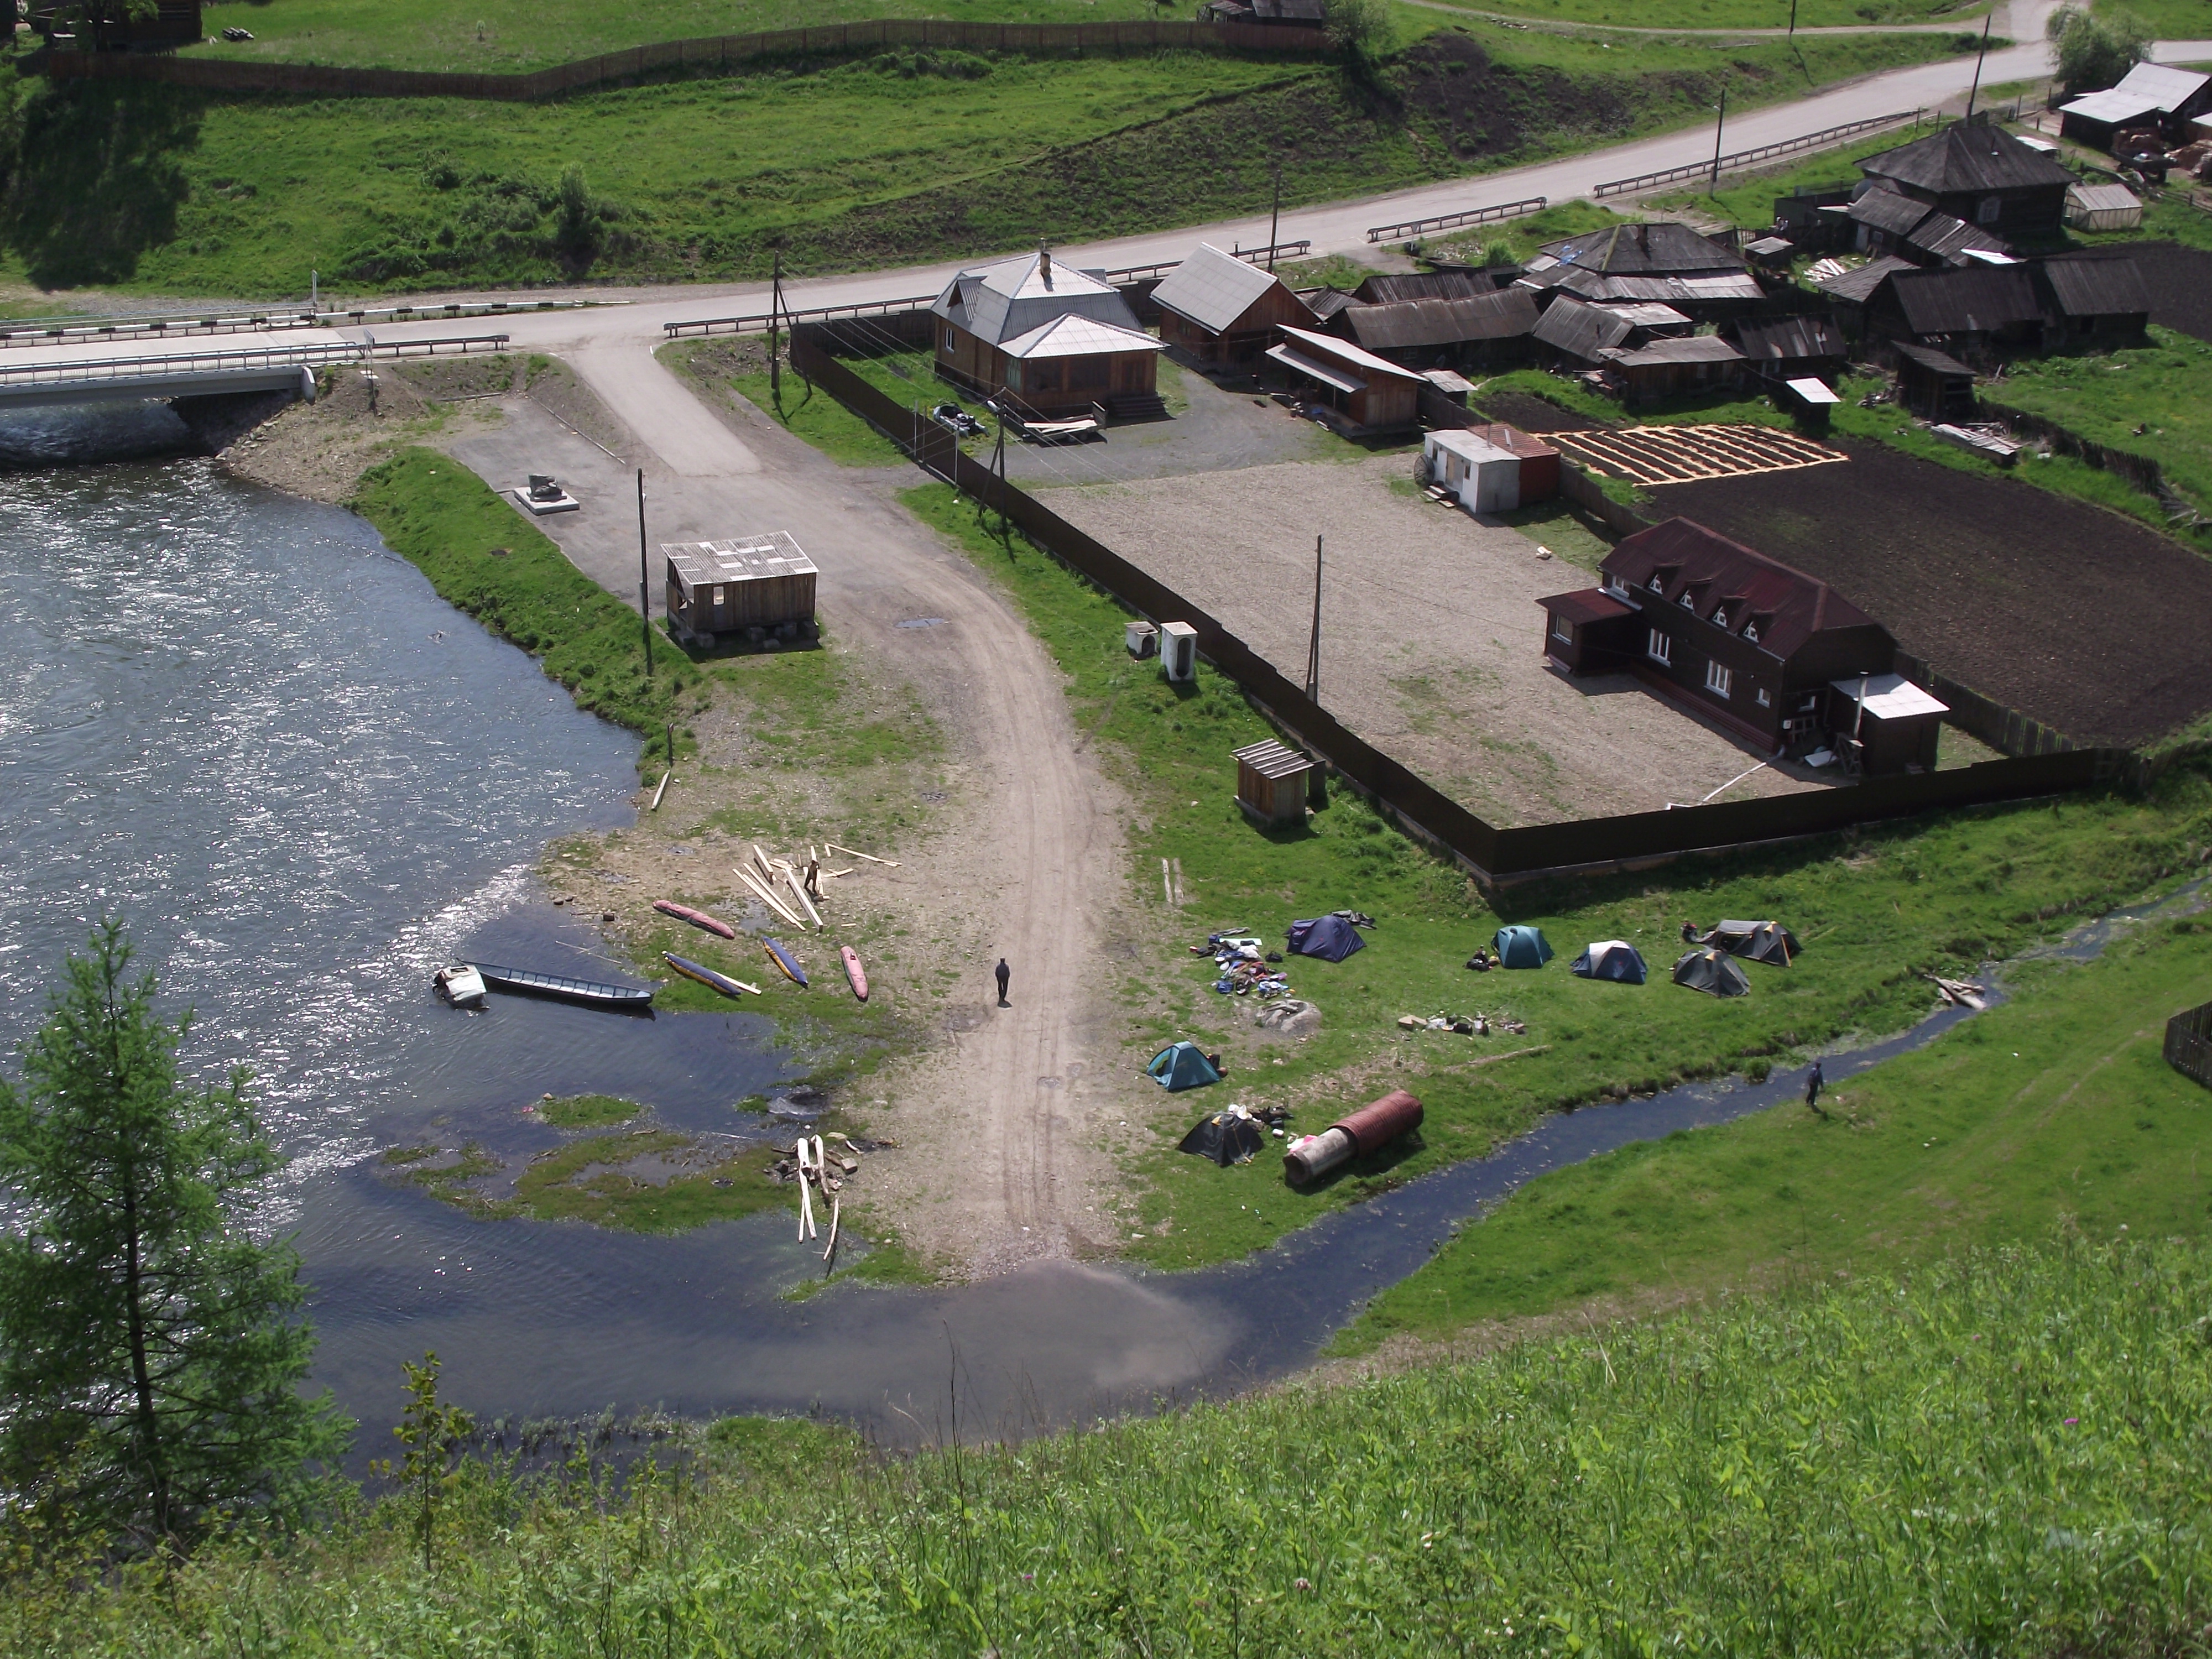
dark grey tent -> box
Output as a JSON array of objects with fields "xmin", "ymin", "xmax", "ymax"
[
  {"xmin": 1287, "ymin": 914, "xmax": 1365, "ymax": 963},
  {"xmin": 1571, "ymin": 940, "xmax": 1648, "ymax": 984},
  {"xmin": 1713, "ymin": 919, "xmax": 1801, "ymax": 966},
  {"xmin": 1177, "ymin": 1108, "xmax": 1265, "ymax": 1166},
  {"xmin": 1673, "ymin": 947, "xmax": 1751, "ymax": 998}
]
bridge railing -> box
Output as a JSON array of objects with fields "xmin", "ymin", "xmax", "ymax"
[
  {"xmin": 1591, "ymin": 111, "xmax": 1921, "ymax": 199},
  {"xmin": 0, "ymin": 334, "xmax": 512, "ymax": 387},
  {"xmin": 1365, "ymin": 196, "xmax": 1547, "ymax": 245}
]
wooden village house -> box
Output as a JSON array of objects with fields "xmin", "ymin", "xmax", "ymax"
[
  {"xmin": 1265, "ymin": 326, "xmax": 1423, "ymax": 433},
  {"xmin": 1152, "ymin": 243, "xmax": 1318, "ymax": 363},
  {"xmin": 2059, "ymin": 61, "xmax": 2212, "ymax": 151},
  {"xmin": 931, "ymin": 249, "xmax": 1165, "ymax": 418},
  {"xmin": 1854, "ymin": 117, "xmax": 2075, "ymax": 242}
]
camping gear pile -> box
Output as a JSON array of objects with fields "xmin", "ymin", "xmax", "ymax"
[
  {"xmin": 1177, "ymin": 1102, "xmax": 1295, "ymax": 1166},
  {"xmin": 1147, "ymin": 1041, "xmax": 1224, "ymax": 1092},
  {"xmin": 1284, "ymin": 1089, "xmax": 1423, "ymax": 1185},
  {"xmin": 1199, "ymin": 933, "xmax": 1297, "ymax": 999},
  {"xmin": 1287, "ymin": 913, "xmax": 1367, "ymax": 962},
  {"xmin": 1571, "ymin": 940, "xmax": 1648, "ymax": 984},
  {"xmin": 1396, "ymin": 1010, "xmax": 1527, "ymax": 1036}
]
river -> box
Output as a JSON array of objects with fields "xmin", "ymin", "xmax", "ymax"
[{"xmin": 1, "ymin": 418, "xmax": 2036, "ymax": 1448}]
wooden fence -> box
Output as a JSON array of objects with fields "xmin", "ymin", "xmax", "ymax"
[
  {"xmin": 791, "ymin": 321, "xmax": 2118, "ymax": 885},
  {"xmin": 2165, "ymin": 999, "xmax": 2212, "ymax": 1091},
  {"xmin": 39, "ymin": 19, "xmax": 1329, "ymax": 100}
]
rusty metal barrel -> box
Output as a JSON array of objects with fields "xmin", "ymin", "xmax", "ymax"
[{"xmin": 1283, "ymin": 1088, "xmax": 1423, "ymax": 1184}]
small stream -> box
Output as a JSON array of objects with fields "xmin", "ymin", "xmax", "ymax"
[{"xmin": 2, "ymin": 424, "xmax": 2180, "ymax": 1451}]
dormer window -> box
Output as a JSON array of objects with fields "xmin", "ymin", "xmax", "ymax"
[
  {"xmin": 1711, "ymin": 604, "xmax": 1729, "ymax": 628},
  {"xmin": 1743, "ymin": 620, "xmax": 1760, "ymax": 644},
  {"xmin": 1648, "ymin": 576, "xmax": 1666, "ymax": 595},
  {"xmin": 1677, "ymin": 589, "xmax": 1695, "ymax": 609}
]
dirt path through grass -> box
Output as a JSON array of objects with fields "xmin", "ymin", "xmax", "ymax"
[{"xmin": 543, "ymin": 342, "xmax": 1131, "ymax": 1276}]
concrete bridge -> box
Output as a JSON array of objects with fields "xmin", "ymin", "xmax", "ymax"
[{"xmin": 0, "ymin": 334, "xmax": 510, "ymax": 411}]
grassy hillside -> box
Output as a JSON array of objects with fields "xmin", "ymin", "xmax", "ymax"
[
  {"xmin": 1416, "ymin": 0, "xmax": 1989, "ymax": 26},
  {"xmin": 9, "ymin": 1235, "xmax": 2206, "ymax": 1654},
  {"xmin": 0, "ymin": 27, "xmax": 1974, "ymax": 295}
]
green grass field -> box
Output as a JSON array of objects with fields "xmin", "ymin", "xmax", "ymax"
[
  {"xmin": 898, "ymin": 481, "xmax": 2212, "ymax": 1273},
  {"xmin": 1416, "ymin": 0, "xmax": 1987, "ymax": 27},
  {"xmin": 0, "ymin": 27, "xmax": 1975, "ymax": 296},
  {"xmin": 13, "ymin": 1234, "xmax": 2208, "ymax": 1655},
  {"xmin": 1343, "ymin": 903, "xmax": 2212, "ymax": 1350}
]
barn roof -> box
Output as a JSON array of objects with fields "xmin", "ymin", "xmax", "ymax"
[
  {"xmin": 1354, "ymin": 270, "xmax": 1494, "ymax": 304},
  {"xmin": 1531, "ymin": 295, "xmax": 1634, "ymax": 361},
  {"xmin": 1600, "ymin": 335, "xmax": 1745, "ymax": 368},
  {"xmin": 2066, "ymin": 182, "xmax": 2145, "ymax": 215},
  {"xmin": 2059, "ymin": 87, "xmax": 2168, "ymax": 126},
  {"xmin": 1859, "ymin": 119, "xmax": 2075, "ymax": 196},
  {"xmin": 931, "ymin": 250, "xmax": 1138, "ymax": 347},
  {"xmin": 1732, "ymin": 314, "xmax": 1845, "ymax": 363},
  {"xmin": 2036, "ymin": 253, "xmax": 2151, "ymax": 319},
  {"xmin": 1547, "ymin": 267, "xmax": 1766, "ymax": 305},
  {"xmin": 1151, "ymin": 243, "xmax": 1287, "ymax": 335},
  {"xmin": 1846, "ymin": 187, "xmax": 1933, "ymax": 238},
  {"xmin": 1905, "ymin": 211, "xmax": 2012, "ymax": 265},
  {"xmin": 1888, "ymin": 264, "xmax": 2042, "ymax": 334},
  {"xmin": 1338, "ymin": 289, "xmax": 1538, "ymax": 349},
  {"xmin": 2081, "ymin": 61, "xmax": 2212, "ymax": 114},
  {"xmin": 999, "ymin": 312, "xmax": 1166, "ymax": 361},
  {"xmin": 662, "ymin": 533, "xmax": 817, "ymax": 596},
  {"xmin": 1817, "ymin": 254, "xmax": 1916, "ymax": 305},
  {"xmin": 1272, "ymin": 326, "xmax": 1423, "ymax": 383},
  {"xmin": 1540, "ymin": 221, "xmax": 1745, "ymax": 274},
  {"xmin": 1600, "ymin": 518, "xmax": 1880, "ymax": 660},
  {"xmin": 1301, "ymin": 286, "xmax": 1364, "ymax": 320},
  {"xmin": 1892, "ymin": 341, "xmax": 1975, "ymax": 377}
]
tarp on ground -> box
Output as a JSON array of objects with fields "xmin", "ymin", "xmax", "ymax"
[
  {"xmin": 1572, "ymin": 940, "xmax": 1648, "ymax": 983},
  {"xmin": 1177, "ymin": 1108, "xmax": 1264, "ymax": 1166},
  {"xmin": 1147, "ymin": 1041, "xmax": 1223, "ymax": 1092},
  {"xmin": 1287, "ymin": 914, "xmax": 1365, "ymax": 963},
  {"xmin": 1713, "ymin": 919, "xmax": 1801, "ymax": 966},
  {"xmin": 1493, "ymin": 925, "xmax": 1554, "ymax": 969},
  {"xmin": 1673, "ymin": 947, "xmax": 1751, "ymax": 998}
]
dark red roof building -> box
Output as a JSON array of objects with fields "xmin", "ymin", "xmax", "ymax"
[{"xmin": 1541, "ymin": 517, "xmax": 1912, "ymax": 760}]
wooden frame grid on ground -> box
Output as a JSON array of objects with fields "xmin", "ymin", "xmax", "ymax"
[{"xmin": 1548, "ymin": 424, "xmax": 1848, "ymax": 486}]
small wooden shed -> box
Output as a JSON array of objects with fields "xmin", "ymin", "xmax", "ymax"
[
  {"xmin": 1266, "ymin": 326, "xmax": 1423, "ymax": 433},
  {"xmin": 664, "ymin": 533, "xmax": 817, "ymax": 643},
  {"xmin": 1233, "ymin": 739, "xmax": 1312, "ymax": 827}
]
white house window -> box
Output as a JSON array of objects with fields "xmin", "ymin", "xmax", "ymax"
[
  {"xmin": 1650, "ymin": 576, "xmax": 1666, "ymax": 594},
  {"xmin": 1743, "ymin": 620, "xmax": 1760, "ymax": 644},
  {"xmin": 1711, "ymin": 604, "xmax": 1730, "ymax": 627},
  {"xmin": 1604, "ymin": 572, "xmax": 1629, "ymax": 598},
  {"xmin": 1552, "ymin": 613, "xmax": 1572, "ymax": 642},
  {"xmin": 1646, "ymin": 628, "xmax": 1672, "ymax": 666},
  {"xmin": 711, "ymin": 585, "xmax": 726, "ymax": 607},
  {"xmin": 1705, "ymin": 660, "xmax": 1733, "ymax": 698},
  {"xmin": 945, "ymin": 328, "xmax": 956, "ymax": 349},
  {"xmin": 1975, "ymin": 195, "xmax": 2001, "ymax": 225},
  {"xmin": 1755, "ymin": 687, "xmax": 1771, "ymax": 708}
]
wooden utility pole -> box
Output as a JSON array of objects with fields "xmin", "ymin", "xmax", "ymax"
[
  {"xmin": 636, "ymin": 469, "xmax": 655, "ymax": 678},
  {"xmin": 1709, "ymin": 87, "xmax": 1728, "ymax": 195},
  {"xmin": 769, "ymin": 249, "xmax": 782, "ymax": 408},
  {"xmin": 1305, "ymin": 535, "xmax": 1323, "ymax": 702},
  {"xmin": 1787, "ymin": 0, "xmax": 1796, "ymax": 38},
  {"xmin": 1964, "ymin": 13, "xmax": 1991, "ymax": 121},
  {"xmin": 1268, "ymin": 163, "xmax": 1283, "ymax": 272}
]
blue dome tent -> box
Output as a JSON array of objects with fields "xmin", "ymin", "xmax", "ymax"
[
  {"xmin": 1146, "ymin": 1041, "xmax": 1223, "ymax": 1092},
  {"xmin": 1571, "ymin": 940, "xmax": 1647, "ymax": 983},
  {"xmin": 1493, "ymin": 925, "xmax": 1553, "ymax": 969},
  {"xmin": 1287, "ymin": 914, "xmax": 1365, "ymax": 963}
]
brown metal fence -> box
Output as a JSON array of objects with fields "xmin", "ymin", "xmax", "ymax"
[
  {"xmin": 2166, "ymin": 999, "xmax": 2212, "ymax": 1090},
  {"xmin": 792, "ymin": 321, "xmax": 2117, "ymax": 885},
  {"xmin": 41, "ymin": 20, "xmax": 1329, "ymax": 100}
]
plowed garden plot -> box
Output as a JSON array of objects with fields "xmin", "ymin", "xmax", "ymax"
[
  {"xmin": 1548, "ymin": 423, "xmax": 1846, "ymax": 486},
  {"xmin": 1651, "ymin": 441, "xmax": 2212, "ymax": 748}
]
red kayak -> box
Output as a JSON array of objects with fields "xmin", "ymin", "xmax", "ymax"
[
  {"xmin": 841, "ymin": 945, "xmax": 869, "ymax": 1001},
  {"xmin": 653, "ymin": 899, "xmax": 735, "ymax": 940}
]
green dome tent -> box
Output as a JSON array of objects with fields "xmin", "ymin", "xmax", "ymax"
[
  {"xmin": 1147, "ymin": 1041, "xmax": 1223, "ymax": 1092},
  {"xmin": 1493, "ymin": 925, "xmax": 1554, "ymax": 969},
  {"xmin": 1673, "ymin": 947, "xmax": 1751, "ymax": 998}
]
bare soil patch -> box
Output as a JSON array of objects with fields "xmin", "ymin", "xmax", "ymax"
[
  {"xmin": 1651, "ymin": 441, "xmax": 2212, "ymax": 748},
  {"xmin": 1042, "ymin": 455, "xmax": 1830, "ymax": 827}
]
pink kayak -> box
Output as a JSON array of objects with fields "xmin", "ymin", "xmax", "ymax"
[
  {"xmin": 841, "ymin": 945, "xmax": 869, "ymax": 1001},
  {"xmin": 653, "ymin": 899, "xmax": 736, "ymax": 940}
]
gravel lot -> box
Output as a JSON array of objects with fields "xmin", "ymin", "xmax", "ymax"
[{"xmin": 1044, "ymin": 456, "xmax": 1831, "ymax": 828}]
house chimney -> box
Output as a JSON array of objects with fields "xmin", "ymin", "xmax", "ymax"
[{"xmin": 1039, "ymin": 243, "xmax": 1052, "ymax": 288}]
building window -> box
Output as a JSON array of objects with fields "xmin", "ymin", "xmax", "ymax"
[
  {"xmin": 1755, "ymin": 687, "xmax": 1771, "ymax": 708},
  {"xmin": 1552, "ymin": 613, "xmax": 1572, "ymax": 642},
  {"xmin": 711, "ymin": 585, "xmax": 726, "ymax": 607},
  {"xmin": 1604, "ymin": 572, "xmax": 1629, "ymax": 598},
  {"xmin": 1976, "ymin": 195, "xmax": 2001, "ymax": 225},
  {"xmin": 1649, "ymin": 576, "xmax": 1666, "ymax": 596},
  {"xmin": 1705, "ymin": 660, "xmax": 1732, "ymax": 698},
  {"xmin": 945, "ymin": 328, "xmax": 956, "ymax": 350},
  {"xmin": 1646, "ymin": 628, "xmax": 1672, "ymax": 666},
  {"xmin": 1743, "ymin": 620, "xmax": 1759, "ymax": 644},
  {"xmin": 1711, "ymin": 604, "xmax": 1729, "ymax": 628}
]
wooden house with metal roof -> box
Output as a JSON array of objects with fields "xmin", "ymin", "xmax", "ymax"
[
  {"xmin": 1352, "ymin": 270, "xmax": 1495, "ymax": 305},
  {"xmin": 664, "ymin": 534, "xmax": 817, "ymax": 644},
  {"xmin": 1728, "ymin": 314, "xmax": 1848, "ymax": 387},
  {"xmin": 2034, "ymin": 253, "xmax": 2150, "ymax": 345},
  {"xmin": 1539, "ymin": 517, "xmax": 1903, "ymax": 759},
  {"xmin": 1892, "ymin": 342, "xmax": 1976, "ymax": 420},
  {"xmin": 931, "ymin": 249, "xmax": 1165, "ymax": 418},
  {"xmin": 1152, "ymin": 243, "xmax": 1317, "ymax": 363},
  {"xmin": 2059, "ymin": 61, "xmax": 2212, "ymax": 149},
  {"xmin": 1326, "ymin": 288, "xmax": 1538, "ymax": 369},
  {"xmin": 1867, "ymin": 262, "xmax": 2045, "ymax": 358},
  {"xmin": 1855, "ymin": 117, "xmax": 2074, "ymax": 241},
  {"xmin": 1517, "ymin": 221, "xmax": 1764, "ymax": 321},
  {"xmin": 1265, "ymin": 326, "xmax": 1423, "ymax": 432}
]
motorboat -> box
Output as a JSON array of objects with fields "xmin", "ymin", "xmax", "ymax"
[{"xmin": 434, "ymin": 963, "xmax": 487, "ymax": 1008}]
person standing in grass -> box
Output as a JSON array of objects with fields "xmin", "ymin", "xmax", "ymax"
[
  {"xmin": 1806, "ymin": 1059, "xmax": 1825, "ymax": 1115},
  {"xmin": 995, "ymin": 958, "xmax": 1011, "ymax": 1006}
]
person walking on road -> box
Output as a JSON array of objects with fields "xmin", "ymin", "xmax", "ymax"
[
  {"xmin": 1805, "ymin": 1059, "xmax": 1825, "ymax": 1115},
  {"xmin": 995, "ymin": 957, "xmax": 1011, "ymax": 1006}
]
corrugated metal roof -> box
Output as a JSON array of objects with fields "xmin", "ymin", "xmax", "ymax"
[
  {"xmin": 2110, "ymin": 61, "xmax": 2212, "ymax": 112},
  {"xmin": 2037, "ymin": 254, "xmax": 2151, "ymax": 318},
  {"xmin": 998, "ymin": 312, "xmax": 1166, "ymax": 361},
  {"xmin": 1301, "ymin": 287, "xmax": 1363, "ymax": 320},
  {"xmin": 1832, "ymin": 672, "xmax": 1948, "ymax": 719},
  {"xmin": 2059, "ymin": 88, "xmax": 2167, "ymax": 126},
  {"xmin": 1906, "ymin": 212, "xmax": 2011, "ymax": 266},
  {"xmin": 1152, "ymin": 243, "xmax": 1282, "ymax": 335},
  {"xmin": 1540, "ymin": 221, "xmax": 1745, "ymax": 274},
  {"xmin": 931, "ymin": 251, "xmax": 1137, "ymax": 347},
  {"xmin": 1818, "ymin": 254, "xmax": 1916, "ymax": 305},
  {"xmin": 2066, "ymin": 183, "xmax": 2144, "ymax": 213},
  {"xmin": 1551, "ymin": 268, "xmax": 1766, "ymax": 305},
  {"xmin": 1732, "ymin": 314, "xmax": 1845, "ymax": 363},
  {"xmin": 1265, "ymin": 343, "xmax": 1363, "ymax": 394},
  {"xmin": 1601, "ymin": 301, "xmax": 1691, "ymax": 330},
  {"xmin": 1889, "ymin": 264, "xmax": 2042, "ymax": 334},
  {"xmin": 1847, "ymin": 187, "xmax": 1933, "ymax": 237},
  {"xmin": 1232, "ymin": 738, "xmax": 1312, "ymax": 779},
  {"xmin": 1859, "ymin": 119, "xmax": 2075, "ymax": 196},
  {"xmin": 1275, "ymin": 325, "xmax": 1424, "ymax": 381},
  {"xmin": 1338, "ymin": 289, "xmax": 1538, "ymax": 349},
  {"xmin": 1532, "ymin": 295, "xmax": 1634, "ymax": 362},
  {"xmin": 1600, "ymin": 518, "xmax": 1880, "ymax": 660},
  {"xmin": 1602, "ymin": 335, "xmax": 1745, "ymax": 367},
  {"xmin": 662, "ymin": 533, "xmax": 816, "ymax": 596},
  {"xmin": 1355, "ymin": 270, "xmax": 1493, "ymax": 304},
  {"xmin": 1893, "ymin": 341, "xmax": 1975, "ymax": 376}
]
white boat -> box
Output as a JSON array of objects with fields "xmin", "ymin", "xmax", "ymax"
[{"xmin": 434, "ymin": 963, "xmax": 488, "ymax": 1008}]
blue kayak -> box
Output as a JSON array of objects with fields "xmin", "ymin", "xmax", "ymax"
[
  {"xmin": 763, "ymin": 937, "xmax": 808, "ymax": 988},
  {"xmin": 663, "ymin": 952, "xmax": 759, "ymax": 999}
]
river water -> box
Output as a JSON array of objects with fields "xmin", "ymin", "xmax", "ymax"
[{"xmin": 1, "ymin": 420, "xmax": 2044, "ymax": 1448}]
